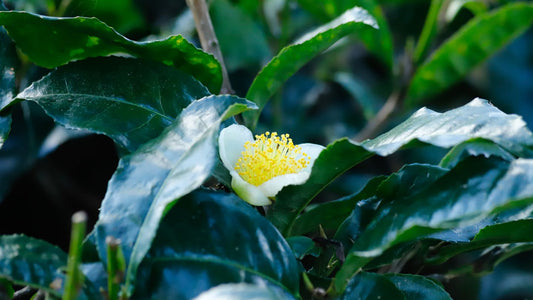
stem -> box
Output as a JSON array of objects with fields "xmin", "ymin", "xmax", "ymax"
[
  {"xmin": 63, "ymin": 211, "xmax": 87, "ymax": 300},
  {"xmin": 354, "ymin": 90, "xmax": 402, "ymax": 142},
  {"xmin": 106, "ymin": 237, "xmax": 126, "ymax": 300},
  {"xmin": 186, "ymin": 0, "xmax": 233, "ymax": 94}
]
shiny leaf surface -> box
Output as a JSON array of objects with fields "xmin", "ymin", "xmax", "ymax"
[
  {"xmin": 0, "ymin": 235, "xmax": 100, "ymax": 299},
  {"xmin": 406, "ymin": 3, "xmax": 533, "ymax": 106},
  {"xmin": 93, "ymin": 95, "xmax": 256, "ymax": 295},
  {"xmin": 268, "ymin": 98, "xmax": 533, "ymax": 236},
  {"xmin": 132, "ymin": 189, "xmax": 300, "ymax": 299},
  {"xmin": 193, "ymin": 283, "xmax": 295, "ymax": 300},
  {"xmin": 0, "ymin": 11, "xmax": 222, "ymax": 92},
  {"xmin": 243, "ymin": 6, "xmax": 378, "ymax": 128},
  {"xmin": 11, "ymin": 57, "xmax": 210, "ymax": 153},
  {"xmin": 385, "ymin": 274, "xmax": 452, "ymax": 300},
  {"xmin": 335, "ymin": 157, "xmax": 533, "ymax": 293},
  {"xmin": 339, "ymin": 272, "xmax": 404, "ymax": 300}
]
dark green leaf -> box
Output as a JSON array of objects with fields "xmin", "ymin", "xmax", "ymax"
[
  {"xmin": 10, "ymin": 57, "xmax": 210, "ymax": 153},
  {"xmin": 413, "ymin": 0, "xmax": 445, "ymax": 64},
  {"xmin": 93, "ymin": 95, "xmax": 256, "ymax": 295},
  {"xmin": 268, "ymin": 98, "xmax": 533, "ymax": 236},
  {"xmin": 427, "ymin": 219, "xmax": 533, "ymax": 265},
  {"xmin": 0, "ymin": 234, "xmax": 100, "ymax": 299},
  {"xmin": 0, "ymin": 114, "xmax": 9, "ymax": 149},
  {"xmin": 339, "ymin": 272, "xmax": 405, "ymax": 300},
  {"xmin": 0, "ymin": 11, "xmax": 222, "ymax": 92},
  {"xmin": 210, "ymin": 0, "xmax": 271, "ymax": 71},
  {"xmin": 243, "ymin": 6, "xmax": 378, "ymax": 128},
  {"xmin": 132, "ymin": 189, "xmax": 300, "ymax": 299},
  {"xmin": 439, "ymin": 138, "xmax": 515, "ymax": 168},
  {"xmin": 286, "ymin": 236, "xmax": 321, "ymax": 259},
  {"xmin": 385, "ymin": 274, "xmax": 452, "ymax": 300},
  {"xmin": 406, "ymin": 3, "xmax": 533, "ymax": 106},
  {"xmin": 334, "ymin": 157, "xmax": 533, "ymax": 293}
]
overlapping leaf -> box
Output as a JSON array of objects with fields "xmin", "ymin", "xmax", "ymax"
[
  {"xmin": 268, "ymin": 98, "xmax": 533, "ymax": 236},
  {"xmin": 406, "ymin": 3, "xmax": 533, "ymax": 106},
  {"xmin": 0, "ymin": 235, "xmax": 100, "ymax": 299},
  {"xmin": 132, "ymin": 190, "xmax": 300, "ymax": 299},
  {"xmin": 9, "ymin": 57, "xmax": 210, "ymax": 153},
  {"xmin": 243, "ymin": 6, "xmax": 378, "ymax": 128},
  {"xmin": 93, "ymin": 95, "xmax": 256, "ymax": 295},
  {"xmin": 334, "ymin": 157, "xmax": 533, "ymax": 293},
  {"xmin": 0, "ymin": 11, "xmax": 222, "ymax": 92}
]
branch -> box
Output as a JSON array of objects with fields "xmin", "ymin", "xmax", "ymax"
[
  {"xmin": 354, "ymin": 89, "xmax": 402, "ymax": 142},
  {"xmin": 186, "ymin": 0, "xmax": 233, "ymax": 94}
]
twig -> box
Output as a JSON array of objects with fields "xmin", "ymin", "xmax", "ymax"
[
  {"xmin": 63, "ymin": 211, "xmax": 87, "ymax": 300},
  {"xmin": 354, "ymin": 89, "xmax": 402, "ymax": 142},
  {"xmin": 186, "ymin": 0, "xmax": 233, "ymax": 94}
]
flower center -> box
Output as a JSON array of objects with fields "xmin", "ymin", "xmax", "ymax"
[{"xmin": 234, "ymin": 132, "xmax": 310, "ymax": 186}]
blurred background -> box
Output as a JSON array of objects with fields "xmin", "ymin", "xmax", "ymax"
[{"xmin": 0, "ymin": 0, "xmax": 531, "ymax": 298}]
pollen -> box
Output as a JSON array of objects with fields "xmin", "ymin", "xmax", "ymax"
[{"xmin": 235, "ymin": 132, "xmax": 310, "ymax": 186}]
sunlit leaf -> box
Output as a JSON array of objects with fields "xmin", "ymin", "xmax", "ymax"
[
  {"xmin": 0, "ymin": 11, "xmax": 222, "ymax": 92},
  {"xmin": 93, "ymin": 95, "xmax": 256, "ymax": 295},
  {"xmin": 243, "ymin": 6, "xmax": 378, "ymax": 129}
]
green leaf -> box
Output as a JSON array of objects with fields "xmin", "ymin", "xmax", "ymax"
[
  {"xmin": 439, "ymin": 138, "xmax": 515, "ymax": 168},
  {"xmin": 267, "ymin": 98, "xmax": 533, "ymax": 236},
  {"xmin": 93, "ymin": 95, "xmax": 256, "ymax": 296},
  {"xmin": 243, "ymin": 6, "xmax": 378, "ymax": 129},
  {"xmin": 10, "ymin": 57, "xmax": 210, "ymax": 153},
  {"xmin": 286, "ymin": 236, "xmax": 321, "ymax": 259},
  {"xmin": 339, "ymin": 272, "xmax": 405, "ymax": 300},
  {"xmin": 296, "ymin": 0, "xmax": 393, "ymax": 68},
  {"xmin": 0, "ymin": 234, "xmax": 100, "ymax": 299},
  {"xmin": 385, "ymin": 274, "xmax": 452, "ymax": 300},
  {"xmin": 413, "ymin": 0, "xmax": 445, "ymax": 64},
  {"xmin": 0, "ymin": 11, "xmax": 222, "ymax": 92},
  {"xmin": 444, "ymin": 0, "xmax": 488, "ymax": 22},
  {"xmin": 334, "ymin": 157, "xmax": 533, "ymax": 293},
  {"xmin": 426, "ymin": 219, "xmax": 533, "ymax": 266},
  {"xmin": 210, "ymin": 0, "xmax": 271, "ymax": 71},
  {"xmin": 132, "ymin": 189, "xmax": 300, "ymax": 299},
  {"xmin": 0, "ymin": 114, "xmax": 9, "ymax": 149},
  {"xmin": 194, "ymin": 283, "xmax": 295, "ymax": 300},
  {"xmin": 406, "ymin": 3, "xmax": 533, "ymax": 106}
]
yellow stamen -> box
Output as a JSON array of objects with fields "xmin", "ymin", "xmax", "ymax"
[{"xmin": 235, "ymin": 132, "xmax": 310, "ymax": 186}]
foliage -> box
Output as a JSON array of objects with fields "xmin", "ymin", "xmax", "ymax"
[{"xmin": 0, "ymin": 0, "xmax": 532, "ymax": 299}]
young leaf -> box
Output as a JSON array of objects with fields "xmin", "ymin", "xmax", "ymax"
[
  {"xmin": 0, "ymin": 11, "xmax": 222, "ymax": 92},
  {"xmin": 334, "ymin": 157, "xmax": 533, "ymax": 294},
  {"xmin": 406, "ymin": 3, "xmax": 533, "ymax": 106},
  {"xmin": 243, "ymin": 6, "xmax": 378, "ymax": 129},
  {"xmin": 0, "ymin": 235, "xmax": 100, "ymax": 299},
  {"xmin": 132, "ymin": 190, "xmax": 300, "ymax": 299},
  {"xmin": 267, "ymin": 98, "xmax": 533, "ymax": 236},
  {"xmin": 93, "ymin": 95, "xmax": 256, "ymax": 296},
  {"xmin": 10, "ymin": 57, "xmax": 210, "ymax": 153}
]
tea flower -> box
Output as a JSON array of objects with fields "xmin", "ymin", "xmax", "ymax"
[{"xmin": 218, "ymin": 124, "xmax": 324, "ymax": 206}]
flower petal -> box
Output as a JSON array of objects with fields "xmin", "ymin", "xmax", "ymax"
[
  {"xmin": 231, "ymin": 170, "xmax": 272, "ymax": 206},
  {"xmin": 218, "ymin": 124, "xmax": 254, "ymax": 171},
  {"xmin": 258, "ymin": 171, "xmax": 311, "ymax": 198},
  {"xmin": 299, "ymin": 143, "xmax": 325, "ymax": 172}
]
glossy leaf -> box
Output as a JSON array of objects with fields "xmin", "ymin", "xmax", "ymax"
[
  {"xmin": 439, "ymin": 138, "xmax": 515, "ymax": 168},
  {"xmin": 334, "ymin": 157, "xmax": 533, "ymax": 293},
  {"xmin": 406, "ymin": 3, "xmax": 533, "ymax": 106},
  {"xmin": 93, "ymin": 95, "xmax": 256, "ymax": 295},
  {"xmin": 243, "ymin": 6, "xmax": 378, "ymax": 129},
  {"xmin": 132, "ymin": 189, "xmax": 300, "ymax": 299},
  {"xmin": 194, "ymin": 283, "xmax": 295, "ymax": 300},
  {"xmin": 268, "ymin": 98, "xmax": 533, "ymax": 236},
  {"xmin": 426, "ymin": 219, "xmax": 533, "ymax": 265},
  {"xmin": 339, "ymin": 272, "xmax": 405, "ymax": 300},
  {"xmin": 296, "ymin": 0, "xmax": 393, "ymax": 68},
  {"xmin": 0, "ymin": 11, "xmax": 222, "ymax": 92},
  {"xmin": 11, "ymin": 57, "xmax": 210, "ymax": 153},
  {"xmin": 286, "ymin": 236, "xmax": 321, "ymax": 259},
  {"xmin": 0, "ymin": 115, "xmax": 9, "ymax": 150},
  {"xmin": 0, "ymin": 234, "xmax": 100, "ymax": 299},
  {"xmin": 385, "ymin": 274, "xmax": 452, "ymax": 300}
]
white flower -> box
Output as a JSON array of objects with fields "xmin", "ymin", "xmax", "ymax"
[{"xmin": 218, "ymin": 124, "xmax": 324, "ymax": 206}]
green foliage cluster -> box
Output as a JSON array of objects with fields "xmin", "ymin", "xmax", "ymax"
[{"xmin": 0, "ymin": 0, "xmax": 533, "ymax": 299}]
